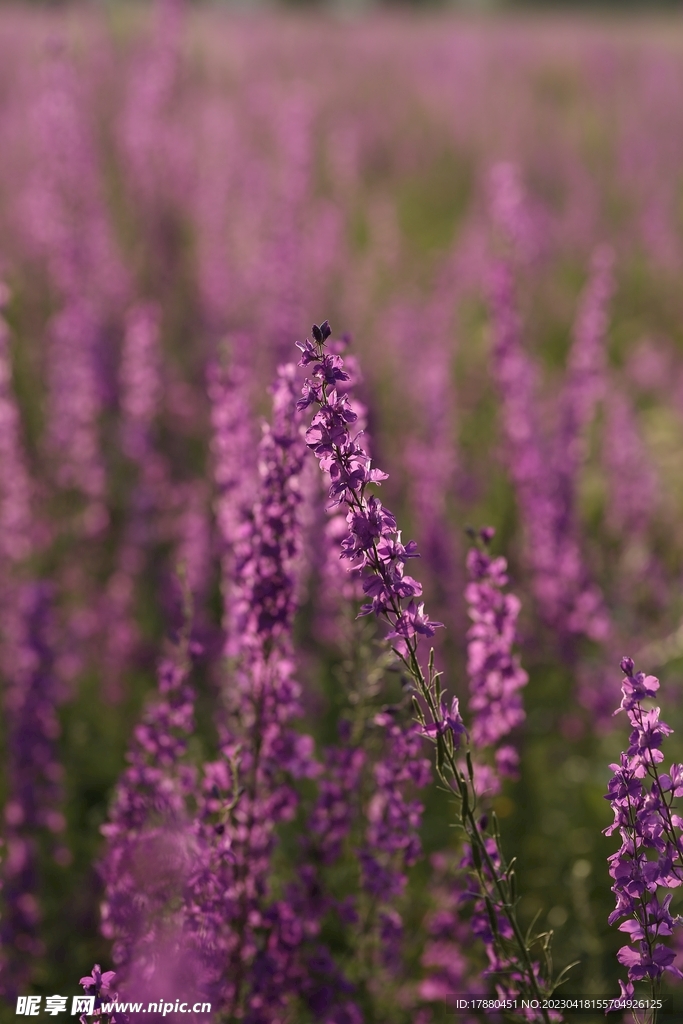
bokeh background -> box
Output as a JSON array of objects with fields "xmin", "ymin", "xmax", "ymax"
[{"xmin": 2, "ymin": 0, "xmax": 683, "ymax": 1020}]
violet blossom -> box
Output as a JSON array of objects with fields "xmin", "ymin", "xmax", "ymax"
[
  {"xmin": 297, "ymin": 320, "xmax": 442, "ymax": 651},
  {"xmin": 605, "ymin": 657, "xmax": 683, "ymax": 1003},
  {"xmin": 465, "ymin": 531, "xmax": 528, "ymax": 752},
  {"xmin": 187, "ymin": 364, "xmax": 318, "ymax": 1021},
  {"xmin": 487, "ymin": 184, "xmax": 612, "ymax": 653},
  {"xmin": 359, "ymin": 713, "xmax": 431, "ymax": 969},
  {"xmin": 99, "ymin": 637, "xmax": 197, "ymax": 981},
  {"xmin": 298, "ymin": 324, "xmax": 556, "ymax": 1017},
  {"xmin": 78, "ymin": 964, "xmax": 125, "ymax": 1024},
  {"xmin": 0, "ymin": 584, "xmax": 64, "ymax": 1000}
]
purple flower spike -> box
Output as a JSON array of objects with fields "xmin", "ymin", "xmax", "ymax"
[
  {"xmin": 295, "ymin": 324, "xmax": 443, "ymax": 653},
  {"xmin": 465, "ymin": 541, "xmax": 527, "ymax": 750},
  {"xmin": 606, "ymin": 657, "xmax": 683, "ymax": 993}
]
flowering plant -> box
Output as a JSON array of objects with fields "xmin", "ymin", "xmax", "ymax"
[
  {"xmin": 606, "ymin": 658, "xmax": 683, "ymax": 1023},
  {"xmin": 297, "ymin": 321, "xmax": 572, "ymax": 1019}
]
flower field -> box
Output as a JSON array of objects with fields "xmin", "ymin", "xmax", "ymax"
[{"xmin": 2, "ymin": 3, "xmax": 683, "ymax": 1021}]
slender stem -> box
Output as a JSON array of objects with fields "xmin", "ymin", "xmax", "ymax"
[{"xmin": 308, "ymin": 336, "xmax": 555, "ymax": 1022}]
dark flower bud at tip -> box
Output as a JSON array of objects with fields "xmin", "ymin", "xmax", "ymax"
[
  {"xmin": 620, "ymin": 656, "xmax": 635, "ymax": 676},
  {"xmin": 312, "ymin": 321, "xmax": 331, "ymax": 345},
  {"xmin": 480, "ymin": 526, "xmax": 495, "ymax": 544},
  {"xmin": 478, "ymin": 814, "xmax": 488, "ymax": 831},
  {"xmin": 214, "ymin": 823, "xmax": 225, "ymax": 835}
]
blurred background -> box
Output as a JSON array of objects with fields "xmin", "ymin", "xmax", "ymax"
[
  {"xmin": 6, "ymin": 0, "xmax": 683, "ymax": 11},
  {"xmin": 1, "ymin": 0, "xmax": 683, "ymax": 1020}
]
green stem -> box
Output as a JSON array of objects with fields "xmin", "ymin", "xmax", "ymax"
[{"xmin": 311, "ymin": 337, "xmax": 555, "ymax": 1023}]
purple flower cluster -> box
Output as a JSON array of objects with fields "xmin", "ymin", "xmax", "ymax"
[
  {"xmin": 99, "ymin": 642, "xmax": 196, "ymax": 979},
  {"xmin": 231, "ymin": 363, "xmax": 308, "ymax": 646},
  {"xmin": 206, "ymin": 353, "xmax": 257, "ymax": 642},
  {"xmin": 0, "ymin": 584, "xmax": 64, "ymax": 999},
  {"xmin": 3, "ymin": 13, "xmax": 683, "ymax": 1019},
  {"xmin": 297, "ymin": 322, "xmax": 443, "ymax": 651},
  {"xmin": 0, "ymin": 285, "xmax": 37, "ymax": 709},
  {"xmin": 0, "ymin": 288, "xmax": 33, "ymax": 572},
  {"xmin": 465, "ymin": 533, "xmax": 528, "ymax": 753},
  {"xmin": 360, "ymin": 714, "xmax": 431, "ymax": 970},
  {"xmin": 605, "ymin": 657, "xmax": 683, "ymax": 992},
  {"xmin": 186, "ymin": 364, "xmax": 318, "ymax": 1020},
  {"xmin": 489, "ymin": 260, "xmax": 609, "ymax": 650},
  {"xmin": 298, "ymin": 325, "xmax": 557, "ymax": 1016},
  {"xmin": 361, "ymin": 713, "xmax": 431, "ymax": 890},
  {"xmin": 309, "ymin": 740, "xmax": 366, "ymax": 865},
  {"xmin": 78, "ymin": 964, "xmax": 123, "ymax": 1024},
  {"xmin": 419, "ymin": 854, "xmax": 485, "ymax": 1016},
  {"xmin": 556, "ymin": 245, "xmax": 614, "ymax": 498}
]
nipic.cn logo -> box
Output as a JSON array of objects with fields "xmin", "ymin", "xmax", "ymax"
[{"xmin": 15, "ymin": 996, "xmax": 212, "ymax": 1016}]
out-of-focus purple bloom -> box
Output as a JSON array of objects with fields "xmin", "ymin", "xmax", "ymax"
[
  {"xmin": 120, "ymin": 303, "xmax": 162, "ymax": 464},
  {"xmin": 99, "ymin": 641, "xmax": 196, "ymax": 980},
  {"xmin": 187, "ymin": 364, "xmax": 319, "ymax": 1020},
  {"xmin": 0, "ymin": 584, "xmax": 64, "ymax": 1000},
  {"xmin": 47, "ymin": 300, "xmax": 108, "ymax": 537},
  {"xmin": 309, "ymin": 743, "xmax": 366, "ymax": 865},
  {"xmin": 0, "ymin": 288, "xmax": 33, "ymax": 571},
  {"xmin": 466, "ymin": 535, "xmax": 527, "ymax": 750},
  {"xmin": 0, "ymin": 288, "xmax": 36, "ymax": 686},
  {"xmin": 487, "ymin": 222, "xmax": 612, "ymax": 658},
  {"xmin": 419, "ymin": 855, "xmax": 486, "ymax": 1014},
  {"xmin": 495, "ymin": 745, "xmax": 520, "ymax": 780},
  {"xmin": 357, "ymin": 715, "xmax": 430, "ymax": 970},
  {"xmin": 207, "ymin": 354, "xmax": 257, "ymax": 646},
  {"xmin": 489, "ymin": 162, "xmax": 542, "ymax": 264}
]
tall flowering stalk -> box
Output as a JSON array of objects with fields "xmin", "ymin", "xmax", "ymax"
[
  {"xmin": 556, "ymin": 245, "xmax": 614, "ymax": 511},
  {"xmin": 488, "ymin": 164, "xmax": 613, "ymax": 655},
  {"xmin": 605, "ymin": 658, "xmax": 683, "ymax": 1023},
  {"xmin": 466, "ymin": 532, "xmax": 528, "ymax": 757},
  {"xmin": 0, "ymin": 286, "xmax": 32, "ymax": 573},
  {"xmin": 0, "ymin": 584, "xmax": 64, "ymax": 1000},
  {"xmin": 0, "ymin": 285, "xmax": 35, "ymax": 677},
  {"xmin": 488, "ymin": 260, "xmax": 609, "ymax": 650},
  {"xmin": 97, "ymin": 303, "xmax": 165, "ymax": 702},
  {"xmin": 207, "ymin": 352, "xmax": 257, "ymax": 645},
  {"xmin": 359, "ymin": 713, "xmax": 431, "ymax": 977},
  {"xmin": 188, "ymin": 364, "xmax": 317, "ymax": 1021},
  {"xmin": 419, "ymin": 531, "xmax": 530, "ymax": 1016},
  {"xmin": 99, "ymin": 607, "xmax": 197, "ymax": 982},
  {"xmin": 297, "ymin": 322, "xmax": 561, "ymax": 1020}
]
